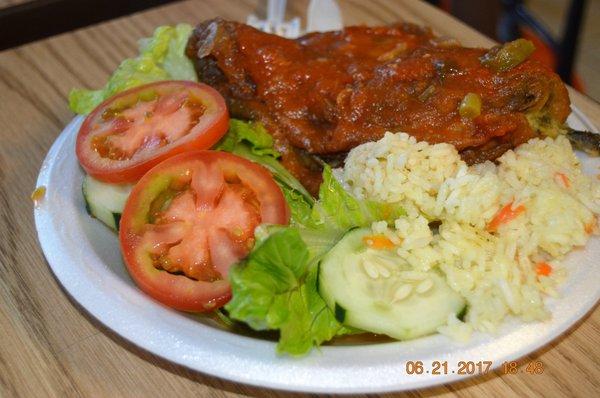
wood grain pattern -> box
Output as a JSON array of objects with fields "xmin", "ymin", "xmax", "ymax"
[{"xmin": 0, "ymin": 1, "xmax": 598, "ymax": 397}]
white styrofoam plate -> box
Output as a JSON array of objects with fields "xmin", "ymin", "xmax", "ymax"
[{"xmin": 34, "ymin": 109, "xmax": 600, "ymax": 393}]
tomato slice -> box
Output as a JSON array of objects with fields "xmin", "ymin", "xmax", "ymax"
[
  {"xmin": 76, "ymin": 81, "xmax": 229, "ymax": 183},
  {"xmin": 119, "ymin": 151, "xmax": 290, "ymax": 312}
]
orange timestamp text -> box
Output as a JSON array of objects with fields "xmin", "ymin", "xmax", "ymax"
[
  {"xmin": 501, "ymin": 360, "xmax": 545, "ymax": 375},
  {"xmin": 405, "ymin": 360, "xmax": 493, "ymax": 375}
]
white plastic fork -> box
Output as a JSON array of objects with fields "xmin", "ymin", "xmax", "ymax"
[{"xmin": 246, "ymin": 0, "xmax": 301, "ymax": 38}]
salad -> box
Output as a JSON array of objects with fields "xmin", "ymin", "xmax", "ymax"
[{"xmin": 72, "ymin": 24, "xmax": 408, "ymax": 355}]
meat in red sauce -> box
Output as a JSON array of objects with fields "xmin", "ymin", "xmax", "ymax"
[{"xmin": 186, "ymin": 19, "xmax": 570, "ymax": 195}]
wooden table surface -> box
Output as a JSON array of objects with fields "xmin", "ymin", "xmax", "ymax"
[
  {"xmin": 0, "ymin": 0, "xmax": 30, "ymax": 7},
  {"xmin": 0, "ymin": 0, "xmax": 598, "ymax": 396}
]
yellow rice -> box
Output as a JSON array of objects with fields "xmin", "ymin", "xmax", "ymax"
[{"xmin": 341, "ymin": 132, "xmax": 599, "ymax": 340}]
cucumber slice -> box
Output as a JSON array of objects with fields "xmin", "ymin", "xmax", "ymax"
[
  {"xmin": 82, "ymin": 175, "xmax": 133, "ymax": 231},
  {"xmin": 319, "ymin": 228, "xmax": 465, "ymax": 340}
]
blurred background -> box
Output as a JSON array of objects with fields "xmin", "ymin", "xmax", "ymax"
[
  {"xmin": 428, "ymin": 0, "xmax": 599, "ymax": 100},
  {"xmin": 0, "ymin": 0, "xmax": 597, "ymax": 100}
]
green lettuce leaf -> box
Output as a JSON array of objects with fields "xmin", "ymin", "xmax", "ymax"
[
  {"xmin": 226, "ymin": 227, "xmax": 344, "ymax": 355},
  {"xmin": 69, "ymin": 24, "xmax": 196, "ymax": 114},
  {"xmin": 217, "ymin": 119, "xmax": 280, "ymax": 158},
  {"xmin": 225, "ymin": 166, "xmax": 400, "ymax": 355},
  {"xmin": 219, "ymin": 120, "xmax": 314, "ymax": 211},
  {"xmin": 281, "ymin": 187, "xmax": 315, "ymax": 227},
  {"xmin": 220, "ymin": 126, "xmax": 406, "ymax": 355},
  {"xmin": 311, "ymin": 166, "xmax": 405, "ymax": 229}
]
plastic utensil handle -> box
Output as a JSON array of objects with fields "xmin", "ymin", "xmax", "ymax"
[
  {"xmin": 268, "ymin": 0, "xmax": 286, "ymax": 23},
  {"xmin": 306, "ymin": 0, "xmax": 343, "ymax": 32}
]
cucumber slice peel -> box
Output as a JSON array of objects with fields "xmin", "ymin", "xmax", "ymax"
[
  {"xmin": 82, "ymin": 175, "xmax": 132, "ymax": 231},
  {"xmin": 319, "ymin": 228, "xmax": 465, "ymax": 340}
]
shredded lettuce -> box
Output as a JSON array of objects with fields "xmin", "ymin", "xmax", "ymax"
[{"xmin": 69, "ymin": 24, "xmax": 196, "ymax": 114}]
